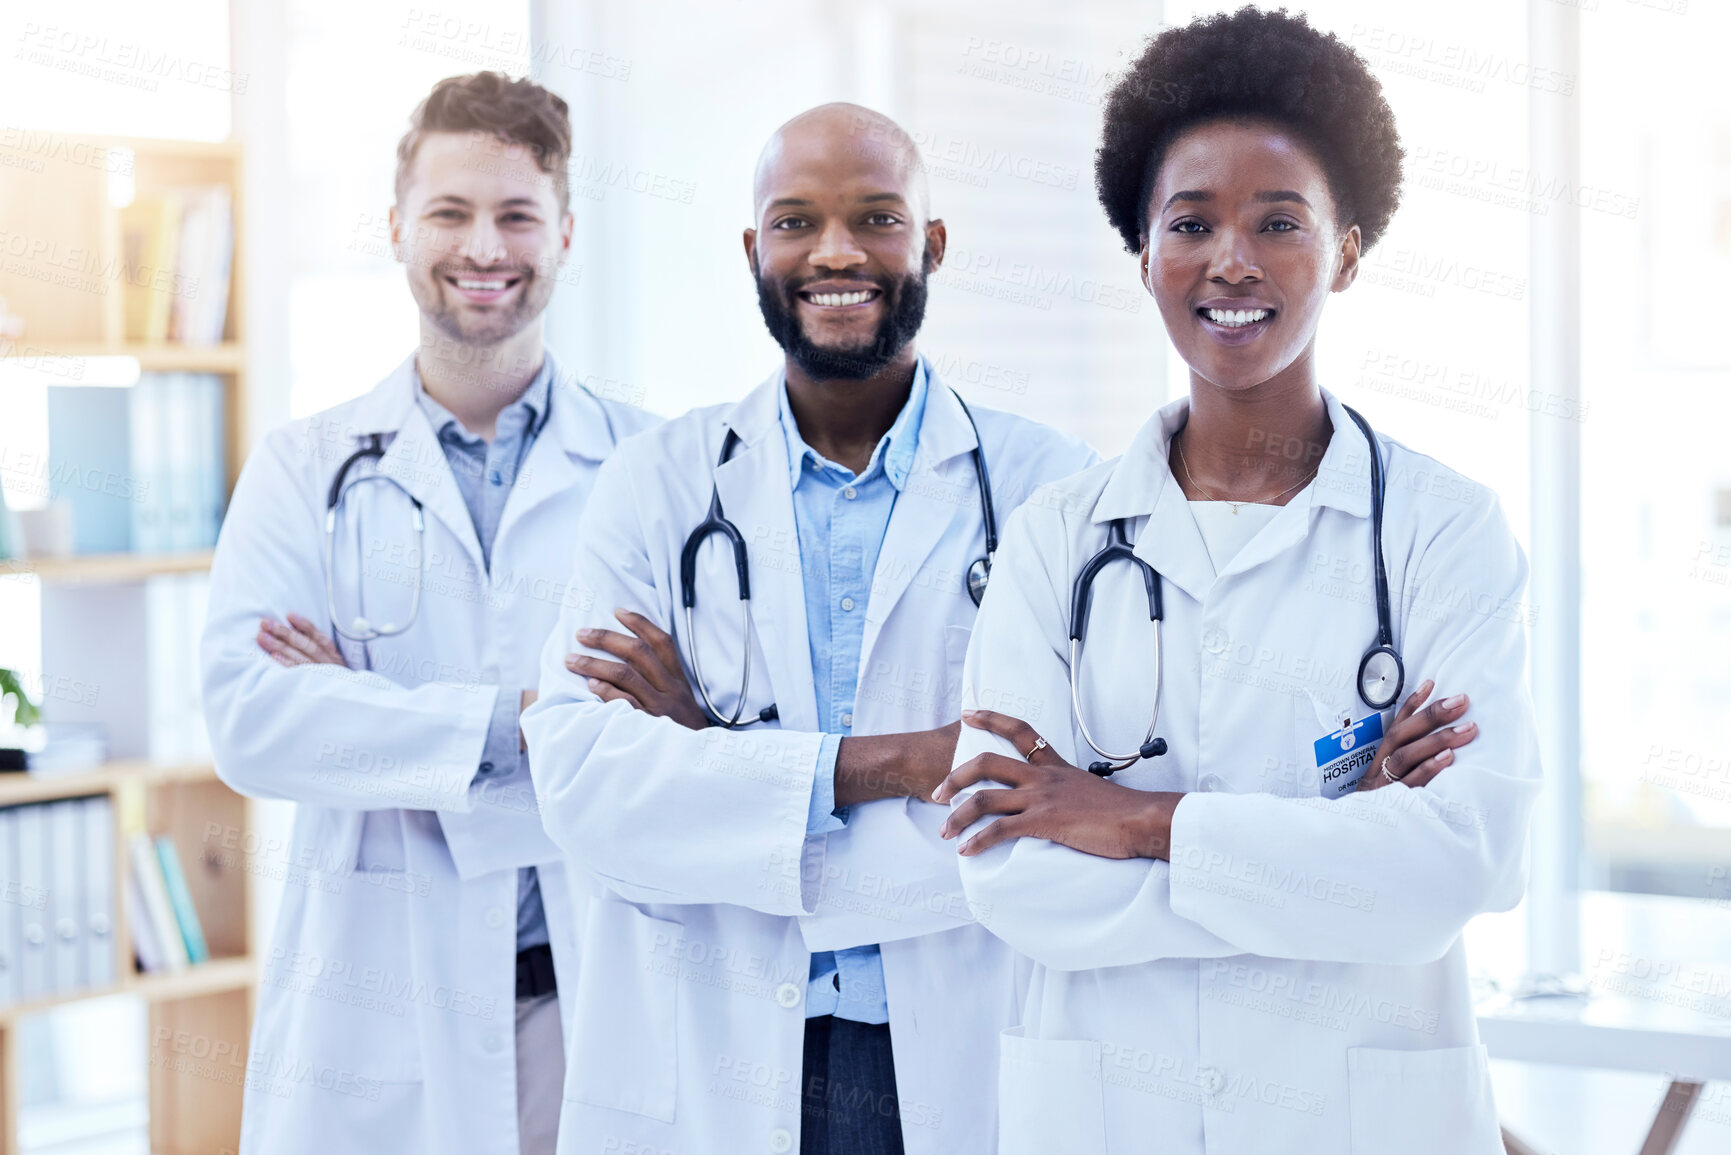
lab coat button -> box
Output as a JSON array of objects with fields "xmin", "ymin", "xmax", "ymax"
[
  {"xmin": 1198, "ymin": 774, "xmax": 1225, "ymax": 792},
  {"xmin": 485, "ymin": 907, "xmax": 506, "ymax": 928},
  {"xmin": 1198, "ymin": 1066, "xmax": 1224, "ymax": 1095},
  {"xmin": 770, "ymin": 1128, "xmax": 794, "ymax": 1153},
  {"xmin": 775, "ymin": 982, "xmax": 802, "ymax": 1009},
  {"xmin": 484, "ymin": 1031, "xmax": 505, "ymax": 1054}
]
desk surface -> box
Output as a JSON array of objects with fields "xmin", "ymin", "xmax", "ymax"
[{"xmin": 1476, "ymin": 891, "xmax": 1731, "ymax": 1081}]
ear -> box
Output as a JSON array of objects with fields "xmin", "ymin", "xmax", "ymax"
[
  {"xmin": 743, "ymin": 226, "xmax": 758, "ymax": 276},
  {"xmin": 557, "ymin": 210, "xmax": 575, "ymax": 261},
  {"xmin": 923, "ymin": 217, "xmax": 947, "ymax": 274},
  {"xmin": 1139, "ymin": 238, "xmax": 1155, "ymax": 298},
  {"xmin": 388, "ymin": 204, "xmax": 405, "ymax": 264},
  {"xmin": 1331, "ymin": 223, "xmax": 1362, "ymax": 293}
]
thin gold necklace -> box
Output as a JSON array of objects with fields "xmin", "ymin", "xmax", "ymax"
[{"xmin": 1174, "ymin": 435, "xmax": 1317, "ymax": 514}]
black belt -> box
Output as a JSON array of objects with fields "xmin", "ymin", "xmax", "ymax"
[{"xmin": 516, "ymin": 943, "xmax": 556, "ymax": 1000}]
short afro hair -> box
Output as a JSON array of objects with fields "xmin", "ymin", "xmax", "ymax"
[{"xmin": 1096, "ymin": 7, "xmax": 1403, "ymax": 254}]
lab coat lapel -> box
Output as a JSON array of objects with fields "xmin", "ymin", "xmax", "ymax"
[
  {"xmin": 364, "ymin": 357, "xmax": 486, "ymax": 575},
  {"xmin": 861, "ymin": 377, "xmax": 976, "ymax": 674},
  {"xmin": 712, "ymin": 378, "xmax": 820, "ymax": 734},
  {"xmin": 493, "ymin": 363, "xmax": 618, "ymax": 551},
  {"xmin": 1095, "ymin": 401, "xmax": 1215, "ymax": 604}
]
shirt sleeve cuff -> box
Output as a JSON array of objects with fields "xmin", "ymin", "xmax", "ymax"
[
  {"xmin": 805, "ymin": 734, "xmax": 848, "ymax": 836},
  {"xmin": 474, "ymin": 687, "xmax": 522, "ymax": 786}
]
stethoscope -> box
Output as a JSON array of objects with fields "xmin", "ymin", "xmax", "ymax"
[
  {"xmin": 1070, "ymin": 404, "xmax": 1404, "ymax": 776},
  {"xmin": 680, "ymin": 388, "xmax": 998, "ymax": 728},
  {"xmin": 323, "ymin": 432, "xmax": 427, "ymax": 645}
]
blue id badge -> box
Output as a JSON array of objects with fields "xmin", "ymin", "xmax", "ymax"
[{"xmin": 1312, "ymin": 712, "xmax": 1385, "ymax": 799}]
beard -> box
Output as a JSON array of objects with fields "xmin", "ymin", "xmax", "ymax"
[
  {"xmin": 755, "ymin": 261, "xmax": 929, "ymax": 382},
  {"xmin": 409, "ymin": 257, "xmax": 555, "ymax": 346}
]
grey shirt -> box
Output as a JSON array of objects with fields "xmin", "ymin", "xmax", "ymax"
[{"xmin": 413, "ymin": 358, "xmax": 553, "ymax": 954}]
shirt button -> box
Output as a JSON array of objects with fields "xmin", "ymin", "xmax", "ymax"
[
  {"xmin": 479, "ymin": 761, "xmax": 494, "ymax": 775},
  {"xmin": 770, "ymin": 1129, "xmax": 794, "ymax": 1153},
  {"xmin": 1198, "ymin": 1066, "xmax": 1225, "ymax": 1095},
  {"xmin": 841, "ymin": 712, "xmax": 853, "ymax": 728},
  {"xmin": 842, "ymin": 486, "xmax": 857, "ymax": 500},
  {"xmin": 485, "ymin": 907, "xmax": 506, "ymax": 929},
  {"xmin": 775, "ymin": 982, "xmax": 802, "ymax": 1009},
  {"xmin": 840, "ymin": 596, "xmax": 855, "ymax": 611}
]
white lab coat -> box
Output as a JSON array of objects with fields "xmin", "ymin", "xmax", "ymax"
[
  {"xmin": 201, "ymin": 354, "xmax": 659, "ymax": 1155},
  {"xmin": 521, "ymin": 368, "xmax": 1098, "ymax": 1155},
  {"xmin": 951, "ymin": 389, "xmax": 1541, "ymax": 1155}
]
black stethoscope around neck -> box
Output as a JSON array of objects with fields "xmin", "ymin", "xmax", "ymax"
[
  {"xmin": 679, "ymin": 387, "xmax": 998, "ymax": 729},
  {"xmin": 1071, "ymin": 403, "xmax": 1404, "ymax": 776}
]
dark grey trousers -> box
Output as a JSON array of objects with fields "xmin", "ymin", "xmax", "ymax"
[{"xmin": 800, "ymin": 1016, "xmax": 906, "ymax": 1155}]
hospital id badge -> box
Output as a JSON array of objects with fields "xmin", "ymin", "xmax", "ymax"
[{"xmin": 1312, "ymin": 713, "xmax": 1384, "ymax": 799}]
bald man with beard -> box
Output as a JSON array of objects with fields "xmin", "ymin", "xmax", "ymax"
[{"xmin": 524, "ymin": 103, "xmax": 1097, "ymax": 1155}]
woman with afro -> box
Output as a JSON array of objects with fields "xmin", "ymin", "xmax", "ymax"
[{"xmin": 933, "ymin": 9, "xmax": 1538, "ymax": 1153}]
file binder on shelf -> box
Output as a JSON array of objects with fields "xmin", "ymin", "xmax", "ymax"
[
  {"xmin": 0, "ymin": 807, "xmax": 17, "ymax": 1004},
  {"xmin": 82, "ymin": 795, "xmax": 115, "ymax": 988},
  {"xmin": 48, "ymin": 801, "xmax": 80, "ymax": 991},
  {"xmin": 154, "ymin": 836, "xmax": 208, "ymax": 965},
  {"xmin": 16, "ymin": 805, "xmax": 48, "ymax": 1000}
]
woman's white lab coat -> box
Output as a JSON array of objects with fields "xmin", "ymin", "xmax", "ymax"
[
  {"xmin": 951, "ymin": 389, "xmax": 1541, "ymax": 1155},
  {"xmin": 200, "ymin": 354, "xmax": 658, "ymax": 1155},
  {"xmin": 521, "ymin": 370, "xmax": 1098, "ymax": 1155}
]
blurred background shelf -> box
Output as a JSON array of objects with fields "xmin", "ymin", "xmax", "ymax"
[{"xmin": 0, "ymin": 551, "xmax": 214, "ymax": 586}]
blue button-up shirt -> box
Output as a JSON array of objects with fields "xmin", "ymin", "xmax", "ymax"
[
  {"xmin": 413, "ymin": 358, "xmax": 553, "ymax": 954},
  {"xmin": 785, "ymin": 362, "xmax": 929, "ymax": 1024}
]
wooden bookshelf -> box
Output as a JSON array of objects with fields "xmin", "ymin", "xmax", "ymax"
[
  {"xmin": 0, "ymin": 549, "xmax": 214, "ymax": 585},
  {"xmin": 0, "ymin": 132, "xmax": 253, "ymax": 1155}
]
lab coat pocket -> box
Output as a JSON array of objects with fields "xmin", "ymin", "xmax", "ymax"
[
  {"xmin": 567, "ymin": 898, "xmax": 680, "ymax": 1123},
  {"xmin": 1346, "ymin": 1044, "xmax": 1501, "ymax": 1155},
  {"xmin": 997, "ymin": 1027, "xmax": 1107, "ymax": 1155}
]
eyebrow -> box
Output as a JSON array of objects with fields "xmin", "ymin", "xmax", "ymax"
[
  {"xmin": 1160, "ymin": 189, "xmax": 1314, "ymax": 212},
  {"xmin": 766, "ymin": 192, "xmax": 909, "ymax": 211},
  {"xmin": 423, "ymin": 195, "xmax": 544, "ymax": 210}
]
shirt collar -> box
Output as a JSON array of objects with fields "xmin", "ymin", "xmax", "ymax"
[
  {"xmin": 777, "ymin": 358, "xmax": 930, "ymax": 492},
  {"xmin": 411, "ymin": 354, "xmax": 555, "ymax": 446}
]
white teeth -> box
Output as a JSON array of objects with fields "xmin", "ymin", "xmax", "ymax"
[
  {"xmin": 455, "ymin": 278, "xmax": 509, "ymax": 291},
  {"xmin": 1206, "ymin": 307, "xmax": 1269, "ymax": 326},
  {"xmin": 808, "ymin": 290, "xmax": 875, "ymax": 307}
]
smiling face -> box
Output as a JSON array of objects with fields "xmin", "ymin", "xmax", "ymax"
[
  {"xmin": 391, "ymin": 131, "xmax": 573, "ymax": 346},
  {"xmin": 1140, "ymin": 118, "xmax": 1360, "ymax": 396},
  {"xmin": 745, "ymin": 106, "xmax": 945, "ymax": 382}
]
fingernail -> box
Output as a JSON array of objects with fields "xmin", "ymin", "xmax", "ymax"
[
  {"xmin": 1441, "ymin": 694, "xmax": 1466, "ymax": 709},
  {"xmin": 1454, "ymin": 722, "xmax": 1475, "ymax": 734},
  {"xmin": 1438, "ymin": 749, "xmax": 1453, "ymax": 762},
  {"xmin": 577, "ymin": 628, "xmax": 596, "ymax": 639},
  {"xmin": 587, "ymin": 678, "xmax": 602, "ymax": 691}
]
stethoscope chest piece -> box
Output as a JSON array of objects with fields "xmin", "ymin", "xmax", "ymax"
[
  {"xmin": 1357, "ymin": 645, "xmax": 1405, "ymax": 712},
  {"xmin": 966, "ymin": 555, "xmax": 991, "ymax": 607}
]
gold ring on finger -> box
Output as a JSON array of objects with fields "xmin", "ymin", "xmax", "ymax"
[
  {"xmin": 1381, "ymin": 756, "xmax": 1401, "ymax": 785},
  {"xmin": 1024, "ymin": 736, "xmax": 1049, "ymax": 760}
]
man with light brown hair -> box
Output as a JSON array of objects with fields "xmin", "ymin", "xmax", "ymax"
[{"xmin": 202, "ymin": 72, "xmax": 657, "ymax": 1155}]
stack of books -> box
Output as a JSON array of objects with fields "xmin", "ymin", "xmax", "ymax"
[
  {"xmin": 123, "ymin": 829, "xmax": 210, "ymax": 975},
  {"xmin": 118, "ymin": 185, "xmax": 233, "ymax": 345}
]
